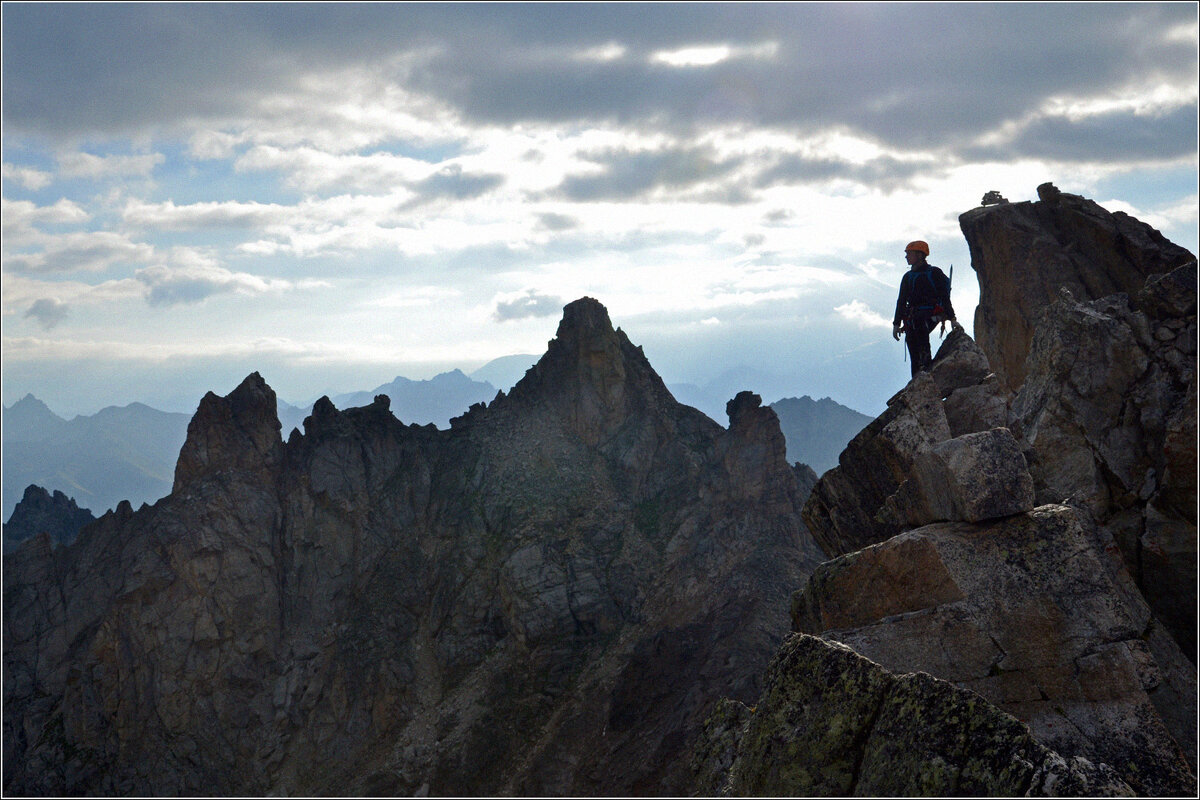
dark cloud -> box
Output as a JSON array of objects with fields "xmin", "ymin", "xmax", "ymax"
[
  {"xmin": 3, "ymin": 4, "xmax": 1195, "ymax": 166},
  {"xmin": 966, "ymin": 104, "xmax": 1200, "ymax": 164},
  {"xmin": 755, "ymin": 154, "xmax": 944, "ymax": 193},
  {"xmin": 536, "ymin": 212, "xmax": 579, "ymax": 232},
  {"xmin": 554, "ymin": 146, "xmax": 744, "ymax": 201},
  {"xmin": 493, "ymin": 290, "xmax": 564, "ymax": 322},
  {"xmin": 24, "ymin": 298, "xmax": 69, "ymax": 329},
  {"xmin": 141, "ymin": 275, "xmax": 224, "ymax": 307},
  {"xmin": 404, "ymin": 165, "xmax": 505, "ymax": 207}
]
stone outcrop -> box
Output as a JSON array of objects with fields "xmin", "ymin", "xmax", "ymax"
[
  {"xmin": 879, "ymin": 427, "xmax": 1035, "ymax": 527},
  {"xmin": 959, "ymin": 183, "xmax": 1194, "ymax": 393},
  {"xmin": 3, "ymin": 297, "xmax": 826, "ymax": 797},
  {"xmin": 791, "ymin": 505, "xmax": 1196, "ymax": 797},
  {"xmin": 2, "ymin": 485, "xmax": 95, "ymax": 553},
  {"xmin": 806, "ymin": 189, "xmax": 1197, "ymax": 662},
  {"xmin": 714, "ymin": 187, "xmax": 1197, "ymax": 797},
  {"xmin": 693, "ymin": 634, "xmax": 1134, "ymax": 797}
]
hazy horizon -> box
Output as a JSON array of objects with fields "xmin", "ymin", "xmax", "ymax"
[{"xmin": 3, "ymin": 4, "xmax": 1196, "ymax": 419}]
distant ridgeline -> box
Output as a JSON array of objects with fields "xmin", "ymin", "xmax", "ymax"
[{"xmin": 4, "ymin": 369, "xmax": 868, "ymax": 530}]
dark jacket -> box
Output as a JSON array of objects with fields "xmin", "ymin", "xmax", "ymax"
[{"xmin": 893, "ymin": 264, "xmax": 955, "ymax": 326}]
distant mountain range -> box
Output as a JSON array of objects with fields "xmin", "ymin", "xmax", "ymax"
[
  {"xmin": 2, "ymin": 395, "xmax": 192, "ymax": 521},
  {"xmin": 3, "ymin": 355, "xmax": 868, "ymax": 521}
]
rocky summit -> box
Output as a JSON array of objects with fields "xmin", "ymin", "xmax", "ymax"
[
  {"xmin": 3, "ymin": 297, "xmax": 825, "ymax": 797},
  {"xmin": 701, "ymin": 186, "xmax": 1196, "ymax": 797}
]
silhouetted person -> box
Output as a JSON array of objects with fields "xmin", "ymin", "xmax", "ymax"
[{"xmin": 892, "ymin": 240, "xmax": 960, "ymax": 378}]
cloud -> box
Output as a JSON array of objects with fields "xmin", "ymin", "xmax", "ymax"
[
  {"xmin": 554, "ymin": 145, "xmax": 744, "ymax": 201},
  {"xmin": 1, "ymin": 274, "xmax": 146, "ymax": 316},
  {"xmin": 57, "ymin": 151, "xmax": 164, "ymax": 179},
  {"xmin": 135, "ymin": 248, "xmax": 318, "ymax": 306},
  {"xmin": 234, "ymin": 144, "xmax": 432, "ymax": 193},
  {"xmin": 755, "ymin": 153, "xmax": 943, "ymax": 193},
  {"xmin": 404, "ymin": 164, "xmax": 505, "ymax": 207},
  {"xmin": 536, "ymin": 212, "xmax": 579, "ymax": 231},
  {"xmin": 1, "ymin": 198, "xmax": 90, "ymax": 242},
  {"xmin": 651, "ymin": 41, "xmax": 779, "ymax": 68},
  {"xmin": 981, "ymin": 104, "xmax": 1200, "ymax": 163},
  {"xmin": 4, "ymin": 230, "xmax": 154, "ymax": 274},
  {"xmin": 2, "ymin": 162, "xmax": 53, "ymax": 190},
  {"xmin": 4, "ymin": 5, "xmax": 1194, "ymax": 170},
  {"xmin": 493, "ymin": 289, "xmax": 565, "ymax": 322},
  {"xmin": 24, "ymin": 298, "xmax": 69, "ymax": 329},
  {"xmin": 835, "ymin": 300, "xmax": 893, "ymax": 330},
  {"xmin": 122, "ymin": 198, "xmax": 291, "ymax": 230}
]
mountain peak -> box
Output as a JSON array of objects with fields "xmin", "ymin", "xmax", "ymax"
[
  {"xmin": 173, "ymin": 372, "xmax": 283, "ymax": 493},
  {"xmin": 557, "ymin": 296, "xmax": 614, "ymax": 338},
  {"xmin": 503, "ymin": 297, "xmax": 683, "ymax": 444}
]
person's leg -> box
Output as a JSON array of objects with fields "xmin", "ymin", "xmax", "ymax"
[{"xmin": 908, "ymin": 316, "xmax": 933, "ymax": 376}]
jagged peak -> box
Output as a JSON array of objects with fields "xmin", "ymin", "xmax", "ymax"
[
  {"xmin": 490, "ymin": 296, "xmax": 724, "ymax": 448},
  {"xmin": 173, "ymin": 372, "xmax": 283, "ymax": 493}
]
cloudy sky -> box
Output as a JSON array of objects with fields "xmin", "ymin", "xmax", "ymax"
[{"xmin": 2, "ymin": 3, "xmax": 1197, "ymax": 419}]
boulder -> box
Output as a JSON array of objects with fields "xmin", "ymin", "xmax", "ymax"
[
  {"xmin": 693, "ymin": 634, "xmax": 1134, "ymax": 797},
  {"xmin": 879, "ymin": 428, "xmax": 1035, "ymax": 526},
  {"xmin": 791, "ymin": 504, "xmax": 1197, "ymax": 797}
]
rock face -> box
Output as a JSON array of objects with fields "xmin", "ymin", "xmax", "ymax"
[
  {"xmin": 2, "ymin": 485, "xmax": 96, "ymax": 553},
  {"xmin": 713, "ymin": 188, "xmax": 1196, "ymax": 797},
  {"xmin": 3, "ymin": 297, "xmax": 826, "ymax": 797},
  {"xmin": 694, "ymin": 634, "xmax": 1134, "ymax": 797},
  {"xmin": 959, "ymin": 183, "xmax": 1194, "ymax": 393},
  {"xmin": 792, "ymin": 505, "xmax": 1196, "ymax": 797},
  {"xmin": 1009, "ymin": 262, "xmax": 1198, "ymax": 659}
]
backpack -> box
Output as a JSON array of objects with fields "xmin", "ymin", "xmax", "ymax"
[{"xmin": 906, "ymin": 267, "xmax": 945, "ymax": 319}]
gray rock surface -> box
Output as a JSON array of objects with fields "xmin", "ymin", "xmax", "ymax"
[
  {"xmin": 1009, "ymin": 261, "xmax": 1197, "ymax": 659},
  {"xmin": 880, "ymin": 427, "xmax": 1035, "ymax": 526}
]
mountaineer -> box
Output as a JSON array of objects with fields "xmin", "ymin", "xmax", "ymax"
[{"xmin": 891, "ymin": 240, "xmax": 961, "ymax": 378}]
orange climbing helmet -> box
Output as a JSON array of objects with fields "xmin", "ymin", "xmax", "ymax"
[{"xmin": 905, "ymin": 240, "xmax": 930, "ymax": 256}]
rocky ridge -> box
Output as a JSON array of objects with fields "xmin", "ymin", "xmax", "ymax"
[
  {"xmin": 2, "ymin": 485, "xmax": 95, "ymax": 553},
  {"xmin": 698, "ymin": 187, "xmax": 1197, "ymax": 796},
  {"xmin": 3, "ymin": 297, "xmax": 825, "ymax": 797}
]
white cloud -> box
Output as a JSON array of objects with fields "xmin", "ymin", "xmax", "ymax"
[
  {"xmin": 653, "ymin": 45, "xmax": 732, "ymax": 68},
  {"xmin": 1, "ymin": 274, "xmax": 146, "ymax": 315},
  {"xmin": 2, "ymin": 162, "xmax": 53, "ymax": 190},
  {"xmin": 234, "ymin": 144, "xmax": 431, "ymax": 193},
  {"xmin": 575, "ymin": 42, "xmax": 627, "ymax": 63},
  {"xmin": 1, "ymin": 197, "xmax": 90, "ymax": 242},
  {"xmin": 135, "ymin": 248, "xmax": 324, "ymax": 306},
  {"xmin": 122, "ymin": 197, "xmax": 291, "ymax": 230},
  {"xmin": 370, "ymin": 286, "xmax": 463, "ymax": 308},
  {"xmin": 834, "ymin": 300, "xmax": 893, "ymax": 330},
  {"xmin": 650, "ymin": 41, "xmax": 778, "ymax": 68}
]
